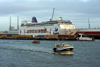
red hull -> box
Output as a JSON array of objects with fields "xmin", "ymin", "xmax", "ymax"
[
  {"xmin": 76, "ymin": 31, "xmax": 100, "ymax": 35},
  {"xmin": 75, "ymin": 28, "xmax": 100, "ymax": 35}
]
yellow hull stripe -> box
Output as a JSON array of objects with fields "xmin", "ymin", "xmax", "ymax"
[{"xmin": 56, "ymin": 50, "xmax": 73, "ymax": 53}]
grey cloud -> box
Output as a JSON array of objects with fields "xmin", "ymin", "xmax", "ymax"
[
  {"xmin": 0, "ymin": 0, "xmax": 100, "ymax": 22},
  {"xmin": 0, "ymin": 0, "xmax": 100, "ymax": 16}
]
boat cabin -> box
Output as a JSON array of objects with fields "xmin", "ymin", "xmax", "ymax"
[{"xmin": 55, "ymin": 43, "xmax": 69, "ymax": 48}]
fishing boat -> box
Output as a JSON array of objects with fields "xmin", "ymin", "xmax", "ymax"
[{"xmin": 53, "ymin": 42, "xmax": 74, "ymax": 55}]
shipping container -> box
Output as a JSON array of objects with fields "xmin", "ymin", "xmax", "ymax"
[
  {"xmin": 38, "ymin": 35, "xmax": 44, "ymax": 37},
  {"xmin": 44, "ymin": 35, "xmax": 48, "ymax": 38},
  {"xmin": 47, "ymin": 35, "xmax": 51, "ymax": 38},
  {"xmin": 54, "ymin": 35, "xmax": 58, "ymax": 38},
  {"xmin": 12, "ymin": 35, "xmax": 15, "ymax": 37},
  {"xmin": 18, "ymin": 35, "xmax": 21, "ymax": 37},
  {"xmin": 50, "ymin": 35, "xmax": 55, "ymax": 38},
  {"xmin": 21, "ymin": 35, "xmax": 25, "ymax": 37},
  {"xmin": 2, "ymin": 35, "xmax": 7, "ymax": 37},
  {"xmin": 1, "ymin": 35, "xmax": 7, "ymax": 38},
  {"xmin": 29, "ymin": 35, "xmax": 33, "ymax": 38},
  {"xmin": 35, "ymin": 35, "xmax": 38, "ymax": 38},
  {"xmin": 25, "ymin": 35, "xmax": 28, "ymax": 37},
  {"xmin": 7, "ymin": 35, "xmax": 12, "ymax": 37},
  {"xmin": 2, "ymin": 36, "xmax": 7, "ymax": 38},
  {"xmin": 14, "ymin": 35, "xmax": 18, "ymax": 38}
]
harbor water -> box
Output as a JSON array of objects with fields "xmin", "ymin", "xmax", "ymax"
[{"xmin": 0, "ymin": 39, "xmax": 100, "ymax": 67}]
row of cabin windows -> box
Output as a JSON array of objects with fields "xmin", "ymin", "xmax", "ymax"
[{"xmin": 27, "ymin": 31, "xmax": 47, "ymax": 33}]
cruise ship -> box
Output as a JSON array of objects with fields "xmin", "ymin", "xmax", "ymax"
[{"xmin": 19, "ymin": 17, "xmax": 76, "ymax": 37}]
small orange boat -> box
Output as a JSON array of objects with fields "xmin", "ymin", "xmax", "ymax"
[{"xmin": 32, "ymin": 40, "xmax": 40, "ymax": 43}]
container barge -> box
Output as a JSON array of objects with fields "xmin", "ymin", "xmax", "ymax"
[{"xmin": 0, "ymin": 34, "xmax": 77, "ymax": 40}]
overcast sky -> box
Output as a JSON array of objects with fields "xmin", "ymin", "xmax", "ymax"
[{"xmin": 0, "ymin": 0, "xmax": 100, "ymax": 31}]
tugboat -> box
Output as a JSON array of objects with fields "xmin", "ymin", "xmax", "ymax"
[
  {"xmin": 53, "ymin": 42, "xmax": 74, "ymax": 55},
  {"xmin": 32, "ymin": 40, "xmax": 40, "ymax": 43}
]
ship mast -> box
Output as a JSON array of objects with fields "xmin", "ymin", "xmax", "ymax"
[{"xmin": 51, "ymin": 8, "xmax": 55, "ymax": 21}]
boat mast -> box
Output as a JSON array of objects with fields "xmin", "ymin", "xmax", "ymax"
[
  {"xmin": 51, "ymin": 8, "xmax": 55, "ymax": 21},
  {"xmin": 88, "ymin": 18, "xmax": 90, "ymax": 28}
]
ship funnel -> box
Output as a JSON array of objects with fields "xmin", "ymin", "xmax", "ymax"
[{"xmin": 32, "ymin": 17, "xmax": 38, "ymax": 23}]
